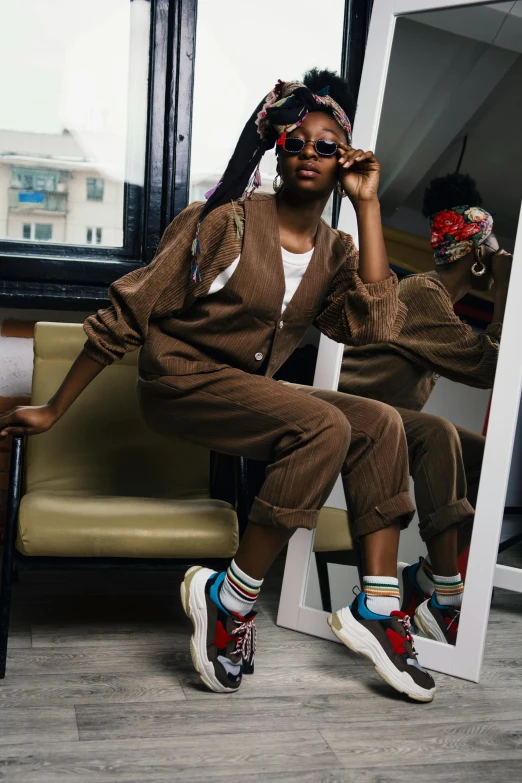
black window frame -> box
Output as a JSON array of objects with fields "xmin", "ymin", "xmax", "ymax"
[{"xmin": 0, "ymin": 0, "xmax": 198, "ymax": 311}]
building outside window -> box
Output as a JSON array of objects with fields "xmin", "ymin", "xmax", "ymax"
[{"xmin": 86, "ymin": 178, "xmax": 104, "ymax": 201}]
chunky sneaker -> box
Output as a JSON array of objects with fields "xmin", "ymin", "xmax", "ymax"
[
  {"xmin": 415, "ymin": 595, "xmax": 460, "ymax": 645},
  {"xmin": 328, "ymin": 591, "xmax": 436, "ymax": 702},
  {"xmin": 398, "ymin": 559, "xmax": 431, "ymax": 617},
  {"xmin": 181, "ymin": 567, "xmax": 257, "ymax": 693}
]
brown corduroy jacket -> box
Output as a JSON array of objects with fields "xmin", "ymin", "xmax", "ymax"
[
  {"xmin": 83, "ymin": 193, "xmax": 406, "ymax": 379},
  {"xmin": 339, "ymin": 273, "xmax": 502, "ymax": 411}
]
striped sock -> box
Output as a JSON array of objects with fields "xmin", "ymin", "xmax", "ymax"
[
  {"xmin": 219, "ymin": 559, "xmax": 263, "ymax": 616},
  {"xmin": 363, "ymin": 576, "xmax": 401, "ymax": 616},
  {"xmin": 433, "ymin": 573, "xmax": 464, "ymax": 607},
  {"xmin": 416, "ymin": 556, "xmax": 435, "ymax": 596}
]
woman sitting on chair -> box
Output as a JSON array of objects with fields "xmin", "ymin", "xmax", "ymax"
[{"xmin": 0, "ymin": 69, "xmax": 437, "ymax": 702}]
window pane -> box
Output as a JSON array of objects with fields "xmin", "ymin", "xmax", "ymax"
[
  {"xmin": 22, "ymin": 223, "xmax": 31, "ymax": 239},
  {"xmin": 87, "ymin": 178, "xmax": 104, "ymax": 201},
  {"xmin": 189, "ymin": 0, "xmax": 345, "ymax": 226},
  {"xmin": 96, "ymin": 227, "xmax": 103, "ymax": 244},
  {"xmin": 0, "ymin": 0, "xmax": 150, "ymax": 248},
  {"xmin": 86, "ymin": 227, "xmax": 93, "ymax": 244},
  {"xmin": 35, "ymin": 223, "xmax": 52, "ymax": 241}
]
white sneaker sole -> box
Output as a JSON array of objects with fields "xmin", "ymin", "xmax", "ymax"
[
  {"xmin": 415, "ymin": 600, "xmax": 448, "ymax": 644},
  {"xmin": 328, "ymin": 607, "xmax": 435, "ymax": 703},
  {"xmin": 180, "ymin": 566, "xmax": 237, "ymax": 694}
]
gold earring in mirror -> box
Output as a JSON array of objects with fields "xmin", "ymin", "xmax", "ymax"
[
  {"xmin": 273, "ymin": 174, "xmax": 283, "ymax": 193},
  {"xmin": 337, "ymin": 182, "xmax": 346, "ymax": 198},
  {"xmin": 471, "ymin": 260, "xmax": 487, "ymax": 277}
]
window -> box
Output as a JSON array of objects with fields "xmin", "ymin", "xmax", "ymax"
[
  {"xmin": 0, "ymin": 0, "xmax": 203, "ymax": 309},
  {"xmin": 35, "ymin": 224, "xmax": 52, "ymax": 241},
  {"xmin": 86, "ymin": 178, "xmax": 104, "ymax": 202},
  {"xmin": 189, "ymin": 0, "xmax": 346, "ymax": 226},
  {"xmin": 0, "ymin": 0, "xmax": 151, "ymax": 250},
  {"xmin": 22, "ymin": 223, "xmax": 53, "ymax": 241},
  {"xmin": 86, "ymin": 227, "xmax": 102, "ymax": 245}
]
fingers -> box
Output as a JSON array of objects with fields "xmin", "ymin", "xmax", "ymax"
[
  {"xmin": 338, "ymin": 148, "xmax": 376, "ymax": 168},
  {"xmin": 0, "ymin": 426, "xmax": 29, "ymax": 438},
  {"xmin": 0, "ymin": 411, "xmax": 18, "ymax": 428}
]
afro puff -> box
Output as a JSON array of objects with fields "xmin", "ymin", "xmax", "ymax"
[
  {"xmin": 303, "ymin": 68, "xmax": 355, "ymax": 126},
  {"xmin": 422, "ymin": 172, "xmax": 483, "ymax": 217}
]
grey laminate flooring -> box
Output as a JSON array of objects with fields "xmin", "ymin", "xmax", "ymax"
[{"xmin": 1, "ymin": 552, "xmax": 522, "ymax": 783}]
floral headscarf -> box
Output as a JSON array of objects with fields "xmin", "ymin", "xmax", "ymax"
[
  {"xmin": 429, "ymin": 205, "xmax": 494, "ymax": 265},
  {"xmin": 256, "ymin": 80, "xmax": 352, "ymax": 144}
]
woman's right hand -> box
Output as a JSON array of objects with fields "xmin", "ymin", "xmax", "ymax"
[
  {"xmin": 491, "ymin": 249, "xmax": 512, "ymax": 289},
  {"xmin": 0, "ymin": 404, "xmax": 59, "ymax": 438}
]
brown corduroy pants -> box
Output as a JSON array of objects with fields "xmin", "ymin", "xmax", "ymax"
[
  {"xmin": 137, "ymin": 367, "xmax": 415, "ymax": 540},
  {"xmin": 396, "ymin": 407, "xmax": 484, "ymax": 542}
]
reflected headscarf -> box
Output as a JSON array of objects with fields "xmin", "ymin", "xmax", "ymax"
[
  {"xmin": 429, "ymin": 205, "xmax": 494, "ymax": 265},
  {"xmin": 190, "ymin": 80, "xmax": 352, "ymax": 281}
]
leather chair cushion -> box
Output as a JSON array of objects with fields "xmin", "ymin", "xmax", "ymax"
[
  {"xmin": 16, "ymin": 492, "xmax": 238, "ymax": 558},
  {"xmin": 313, "ymin": 506, "xmax": 353, "ymax": 553}
]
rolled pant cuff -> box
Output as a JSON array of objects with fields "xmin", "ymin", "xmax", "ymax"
[
  {"xmin": 249, "ymin": 496, "xmax": 319, "ymax": 530},
  {"xmin": 419, "ymin": 498, "xmax": 475, "ymax": 542},
  {"xmin": 352, "ymin": 491, "xmax": 416, "ymax": 541}
]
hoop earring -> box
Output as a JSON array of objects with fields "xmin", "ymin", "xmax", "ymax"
[
  {"xmin": 336, "ymin": 182, "xmax": 346, "ymax": 198},
  {"xmin": 273, "ymin": 174, "xmax": 283, "ymax": 193},
  {"xmin": 471, "ymin": 260, "xmax": 486, "ymax": 277}
]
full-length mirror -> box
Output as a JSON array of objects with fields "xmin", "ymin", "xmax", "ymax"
[{"xmin": 278, "ymin": 0, "xmax": 522, "ymax": 680}]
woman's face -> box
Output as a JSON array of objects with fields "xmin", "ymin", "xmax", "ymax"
[{"xmin": 276, "ymin": 111, "xmax": 346, "ymax": 200}]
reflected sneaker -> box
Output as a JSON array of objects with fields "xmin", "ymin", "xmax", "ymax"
[
  {"xmin": 415, "ymin": 595, "xmax": 460, "ymax": 645},
  {"xmin": 181, "ymin": 567, "xmax": 257, "ymax": 693},
  {"xmin": 398, "ymin": 560, "xmax": 432, "ymax": 618},
  {"xmin": 328, "ymin": 591, "xmax": 436, "ymax": 702}
]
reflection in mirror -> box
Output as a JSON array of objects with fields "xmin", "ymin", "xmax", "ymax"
[{"xmin": 304, "ymin": 1, "xmax": 522, "ymax": 647}]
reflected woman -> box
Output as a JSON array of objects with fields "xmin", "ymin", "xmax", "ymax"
[
  {"xmin": 340, "ymin": 172, "xmax": 512, "ymax": 644},
  {"xmin": 0, "ymin": 70, "xmax": 436, "ymax": 701}
]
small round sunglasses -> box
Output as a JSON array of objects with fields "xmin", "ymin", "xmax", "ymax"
[{"xmin": 281, "ymin": 137, "xmax": 339, "ymax": 157}]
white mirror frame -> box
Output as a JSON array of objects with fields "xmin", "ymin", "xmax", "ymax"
[{"xmin": 277, "ymin": 0, "xmax": 522, "ymax": 681}]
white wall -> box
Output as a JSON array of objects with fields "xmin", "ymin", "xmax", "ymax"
[{"xmin": 0, "ymin": 308, "xmax": 91, "ymax": 398}]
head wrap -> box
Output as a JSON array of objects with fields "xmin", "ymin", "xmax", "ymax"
[
  {"xmin": 190, "ymin": 80, "xmax": 352, "ymax": 281},
  {"xmin": 429, "ymin": 205, "xmax": 494, "ymax": 265}
]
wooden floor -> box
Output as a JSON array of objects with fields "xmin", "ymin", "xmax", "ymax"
[{"xmin": 1, "ymin": 552, "xmax": 522, "ymax": 783}]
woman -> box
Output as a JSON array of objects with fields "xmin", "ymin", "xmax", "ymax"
[
  {"xmin": 0, "ymin": 70, "xmax": 435, "ymax": 702},
  {"xmin": 340, "ymin": 172, "xmax": 511, "ymax": 644}
]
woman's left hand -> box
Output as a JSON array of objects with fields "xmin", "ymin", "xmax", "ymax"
[{"xmin": 337, "ymin": 145, "xmax": 380, "ymax": 205}]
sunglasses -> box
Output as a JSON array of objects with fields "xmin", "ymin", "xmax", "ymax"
[{"xmin": 280, "ymin": 137, "xmax": 339, "ymax": 157}]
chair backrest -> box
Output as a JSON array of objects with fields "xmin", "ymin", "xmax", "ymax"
[{"xmin": 27, "ymin": 322, "xmax": 210, "ymax": 500}]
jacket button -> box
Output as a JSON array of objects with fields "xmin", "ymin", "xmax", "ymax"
[
  {"xmin": 279, "ymin": 320, "xmax": 284, "ymax": 329},
  {"xmin": 255, "ymin": 352, "xmax": 263, "ymax": 361}
]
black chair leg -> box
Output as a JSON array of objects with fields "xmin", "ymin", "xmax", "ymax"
[
  {"xmin": 315, "ymin": 552, "xmax": 333, "ymax": 614},
  {"xmin": 236, "ymin": 456, "xmax": 250, "ymax": 539},
  {"xmin": 0, "ymin": 437, "xmax": 24, "ymax": 679}
]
